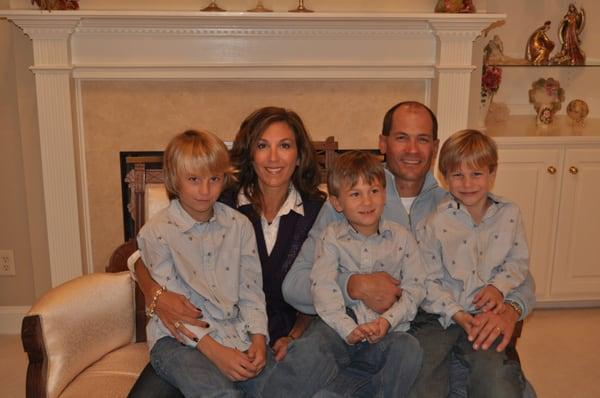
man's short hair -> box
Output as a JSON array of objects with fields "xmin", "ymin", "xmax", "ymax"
[
  {"xmin": 381, "ymin": 101, "xmax": 438, "ymax": 141},
  {"xmin": 438, "ymin": 129, "xmax": 498, "ymax": 177},
  {"xmin": 327, "ymin": 150, "xmax": 386, "ymax": 197},
  {"xmin": 163, "ymin": 129, "xmax": 235, "ymax": 200}
]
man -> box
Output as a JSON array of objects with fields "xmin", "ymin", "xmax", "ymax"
[{"xmin": 282, "ymin": 101, "xmax": 535, "ymax": 397}]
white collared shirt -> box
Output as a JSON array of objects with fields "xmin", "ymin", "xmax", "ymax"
[{"xmin": 238, "ymin": 184, "xmax": 304, "ymax": 255}]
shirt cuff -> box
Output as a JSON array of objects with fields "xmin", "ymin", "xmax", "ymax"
[
  {"xmin": 442, "ymin": 303, "xmax": 464, "ymax": 328},
  {"xmin": 127, "ymin": 249, "xmax": 141, "ymax": 280}
]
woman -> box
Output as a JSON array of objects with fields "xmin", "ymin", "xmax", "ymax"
[{"xmin": 128, "ymin": 107, "xmax": 329, "ymax": 397}]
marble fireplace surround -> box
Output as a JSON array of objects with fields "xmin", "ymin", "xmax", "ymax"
[{"xmin": 2, "ymin": 10, "xmax": 503, "ymax": 286}]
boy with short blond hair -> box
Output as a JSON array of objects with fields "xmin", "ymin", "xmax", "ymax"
[
  {"xmin": 138, "ymin": 129, "xmax": 274, "ymax": 397},
  {"xmin": 310, "ymin": 150, "xmax": 425, "ymax": 397},
  {"xmin": 413, "ymin": 129, "xmax": 529, "ymax": 397}
]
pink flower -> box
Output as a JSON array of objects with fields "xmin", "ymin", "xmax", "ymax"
[{"xmin": 481, "ymin": 66, "xmax": 502, "ymax": 94}]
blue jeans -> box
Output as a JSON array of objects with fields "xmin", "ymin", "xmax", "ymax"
[
  {"xmin": 150, "ymin": 337, "xmax": 275, "ymax": 398},
  {"xmin": 261, "ymin": 318, "xmax": 340, "ymax": 397},
  {"xmin": 306, "ymin": 318, "xmax": 422, "ymax": 398},
  {"xmin": 408, "ymin": 313, "xmax": 525, "ymax": 398}
]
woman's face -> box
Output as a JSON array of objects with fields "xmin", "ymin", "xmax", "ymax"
[{"xmin": 252, "ymin": 121, "xmax": 299, "ymax": 192}]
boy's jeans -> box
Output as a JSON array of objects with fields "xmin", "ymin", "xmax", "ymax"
[
  {"xmin": 408, "ymin": 312, "xmax": 525, "ymax": 398},
  {"xmin": 295, "ymin": 318, "xmax": 422, "ymax": 398},
  {"xmin": 150, "ymin": 336, "xmax": 275, "ymax": 398}
]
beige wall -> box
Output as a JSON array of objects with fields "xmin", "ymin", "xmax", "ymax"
[
  {"xmin": 2, "ymin": 0, "xmax": 599, "ymax": 306},
  {"xmin": 82, "ymin": 80, "xmax": 425, "ymax": 271},
  {"xmin": 0, "ymin": 15, "xmax": 46, "ymax": 305}
]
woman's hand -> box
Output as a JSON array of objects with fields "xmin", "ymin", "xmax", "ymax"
[
  {"xmin": 135, "ymin": 258, "xmax": 208, "ymax": 342},
  {"xmin": 272, "ymin": 336, "xmax": 293, "ymax": 362},
  {"xmin": 154, "ymin": 290, "xmax": 209, "ymax": 342}
]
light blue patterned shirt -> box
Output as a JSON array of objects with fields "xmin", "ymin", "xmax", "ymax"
[
  {"xmin": 137, "ymin": 200, "xmax": 268, "ymax": 350},
  {"xmin": 310, "ymin": 218, "xmax": 426, "ymax": 341},
  {"xmin": 417, "ymin": 193, "xmax": 529, "ymax": 328}
]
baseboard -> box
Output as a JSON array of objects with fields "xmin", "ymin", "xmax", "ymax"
[{"xmin": 0, "ymin": 306, "xmax": 29, "ymax": 334}]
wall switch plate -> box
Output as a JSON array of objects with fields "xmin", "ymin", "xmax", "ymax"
[{"xmin": 0, "ymin": 250, "xmax": 16, "ymax": 276}]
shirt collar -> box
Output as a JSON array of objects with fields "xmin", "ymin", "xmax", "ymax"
[
  {"xmin": 237, "ymin": 184, "xmax": 305, "ymax": 218},
  {"xmin": 168, "ymin": 199, "xmax": 231, "ymax": 233},
  {"xmin": 335, "ymin": 217, "xmax": 393, "ymax": 240}
]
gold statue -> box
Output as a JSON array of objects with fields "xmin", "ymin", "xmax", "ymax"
[
  {"xmin": 484, "ymin": 35, "xmax": 529, "ymax": 66},
  {"xmin": 551, "ymin": 3, "xmax": 586, "ymax": 65},
  {"xmin": 525, "ymin": 21, "xmax": 555, "ymax": 65}
]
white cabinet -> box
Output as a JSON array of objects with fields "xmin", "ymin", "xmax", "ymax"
[{"xmin": 493, "ymin": 138, "xmax": 600, "ymax": 305}]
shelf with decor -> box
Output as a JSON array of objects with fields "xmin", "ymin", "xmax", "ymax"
[{"xmin": 481, "ymin": 64, "xmax": 599, "ymax": 136}]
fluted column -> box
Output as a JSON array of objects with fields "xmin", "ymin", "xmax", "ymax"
[
  {"xmin": 430, "ymin": 18, "xmax": 492, "ymax": 141},
  {"xmin": 16, "ymin": 17, "xmax": 83, "ymax": 286}
]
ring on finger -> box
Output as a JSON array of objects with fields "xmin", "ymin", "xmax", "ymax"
[
  {"xmin": 495, "ymin": 326, "xmax": 502, "ymax": 333},
  {"xmin": 174, "ymin": 321, "xmax": 182, "ymax": 329}
]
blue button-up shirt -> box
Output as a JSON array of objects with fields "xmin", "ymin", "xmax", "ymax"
[
  {"xmin": 310, "ymin": 218, "xmax": 426, "ymax": 340},
  {"xmin": 417, "ymin": 193, "xmax": 529, "ymax": 328},
  {"xmin": 138, "ymin": 200, "xmax": 268, "ymax": 350}
]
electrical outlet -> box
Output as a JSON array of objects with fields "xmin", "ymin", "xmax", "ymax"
[{"xmin": 0, "ymin": 250, "xmax": 16, "ymax": 276}]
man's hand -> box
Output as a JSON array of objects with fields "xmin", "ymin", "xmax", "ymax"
[
  {"xmin": 198, "ymin": 336, "xmax": 257, "ymax": 381},
  {"xmin": 452, "ymin": 310, "xmax": 478, "ymax": 335},
  {"xmin": 154, "ymin": 290, "xmax": 209, "ymax": 343},
  {"xmin": 246, "ymin": 334, "xmax": 267, "ymax": 374},
  {"xmin": 470, "ymin": 305, "xmax": 520, "ymax": 352},
  {"xmin": 473, "ymin": 285, "xmax": 505, "ymax": 313},
  {"xmin": 347, "ymin": 272, "xmax": 402, "ymax": 313}
]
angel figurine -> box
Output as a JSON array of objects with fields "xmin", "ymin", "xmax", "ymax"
[
  {"xmin": 551, "ymin": 3, "xmax": 586, "ymax": 65},
  {"xmin": 525, "ymin": 21, "xmax": 555, "ymax": 65}
]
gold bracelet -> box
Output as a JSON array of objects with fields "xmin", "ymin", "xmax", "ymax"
[
  {"xmin": 145, "ymin": 285, "xmax": 167, "ymax": 318},
  {"xmin": 505, "ymin": 300, "xmax": 523, "ymax": 319}
]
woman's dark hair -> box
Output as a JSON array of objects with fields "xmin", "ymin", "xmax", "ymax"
[{"xmin": 230, "ymin": 106, "xmax": 326, "ymax": 210}]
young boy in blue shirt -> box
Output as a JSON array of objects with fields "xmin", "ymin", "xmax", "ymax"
[
  {"xmin": 137, "ymin": 130, "xmax": 273, "ymax": 397},
  {"xmin": 310, "ymin": 150, "xmax": 425, "ymax": 397},
  {"xmin": 413, "ymin": 129, "xmax": 529, "ymax": 397}
]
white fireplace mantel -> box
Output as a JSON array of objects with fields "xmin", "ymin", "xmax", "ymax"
[{"xmin": 2, "ymin": 10, "xmax": 504, "ymax": 285}]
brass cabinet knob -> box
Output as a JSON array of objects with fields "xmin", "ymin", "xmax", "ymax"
[
  {"xmin": 569, "ymin": 166, "xmax": 579, "ymax": 175},
  {"xmin": 547, "ymin": 166, "xmax": 557, "ymax": 174}
]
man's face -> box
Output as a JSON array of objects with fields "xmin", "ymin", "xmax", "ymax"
[{"xmin": 378, "ymin": 106, "xmax": 439, "ymax": 186}]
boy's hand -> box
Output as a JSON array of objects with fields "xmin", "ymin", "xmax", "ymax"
[
  {"xmin": 452, "ymin": 310, "xmax": 478, "ymax": 335},
  {"xmin": 346, "ymin": 325, "xmax": 368, "ymax": 345},
  {"xmin": 473, "ymin": 285, "xmax": 505, "ymax": 313},
  {"xmin": 366, "ymin": 317, "xmax": 390, "ymax": 343},
  {"xmin": 246, "ymin": 334, "xmax": 267, "ymax": 374},
  {"xmin": 197, "ymin": 336, "xmax": 257, "ymax": 381}
]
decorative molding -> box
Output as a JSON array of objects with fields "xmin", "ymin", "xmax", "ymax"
[
  {"xmin": 0, "ymin": 306, "xmax": 29, "ymax": 334},
  {"xmin": 1, "ymin": 10, "xmax": 505, "ymax": 283}
]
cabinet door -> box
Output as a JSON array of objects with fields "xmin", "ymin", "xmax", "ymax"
[
  {"xmin": 551, "ymin": 147, "xmax": 600, "ymax": 300},
  {"xmin": 494, "ymin": 146, "xmax": 562, "ymax": 301}
]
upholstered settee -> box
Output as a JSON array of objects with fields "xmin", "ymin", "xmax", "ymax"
[{"xmin": 21, "ymin": 267, "xmax": 148, "ymax": 398}]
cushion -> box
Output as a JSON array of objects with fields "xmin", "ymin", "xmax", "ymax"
[{"xmin": 60, "ymin": 343, "xmax": 148, "ymax": 398}]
